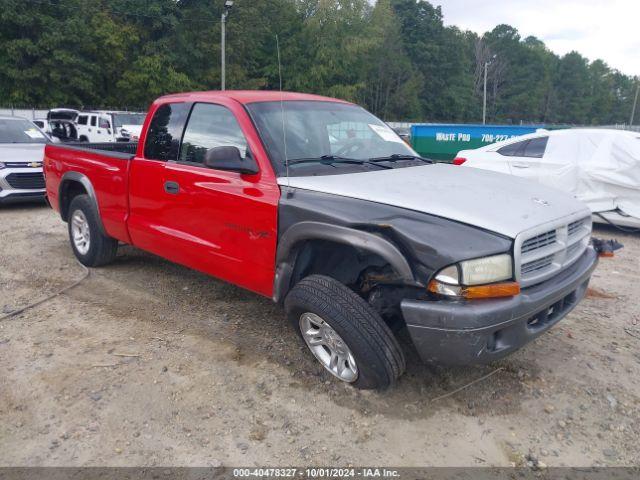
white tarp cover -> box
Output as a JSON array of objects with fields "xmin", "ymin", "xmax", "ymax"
[{"xmin": 538, "ymin": 129, "xmax": 640, "ymax": 219}]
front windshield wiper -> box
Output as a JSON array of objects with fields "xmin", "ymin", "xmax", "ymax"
[
  {"xmin": 368, "ymin": 154, "xmax": 433, "ymax": 164},
  {"xmin": 287, "ymin": 155, "xmax": 391, "ymax": 169}
]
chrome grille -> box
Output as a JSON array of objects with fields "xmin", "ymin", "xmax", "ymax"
[
  {"xmin": 522, "ymin": 254, "xmax": 554, "ymax": 275},
  {"xmin": 515, "ymin": 214, "xmax": 592, "ymax": 288},
  {"xmin": 568, "ymin": 219, "xmax": 585, "ymax": 236},
  {"xmin": 522, "ymin": 230, "xmax": 557, "ymax": 253}
]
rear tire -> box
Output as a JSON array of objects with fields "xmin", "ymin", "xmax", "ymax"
[
  {"xmin": 285, "ymin": 275, "xmax": 406, "ymax": 390},
  {"xmin": 67, "ymin": 195, "xmax": 118, "ymax": 267}
]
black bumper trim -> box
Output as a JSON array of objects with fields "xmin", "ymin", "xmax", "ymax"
[
  {"xmin": 0, "ymin": 192, "xmax": 46, "ymax": 204},
  {"xmin": 401, "ymin": 247, "xmax": 598, "ymax": 365}
]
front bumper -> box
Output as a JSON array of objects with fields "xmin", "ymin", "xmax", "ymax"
[
  {"xmin": 401, "ymin": 247, "xmax": 598, "ymax": 365},
  {"xmin": 0, "ymin": 168, "xmax": 46, "ymax": 204}
]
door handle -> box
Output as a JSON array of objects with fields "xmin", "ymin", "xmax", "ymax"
[
  {"xmin": 164, "ymin": 181, "xmax": 180, "ymax": 194},
  {"xmin": 512, "ymin": 163, "xmax": 529, "ymax": 169}
]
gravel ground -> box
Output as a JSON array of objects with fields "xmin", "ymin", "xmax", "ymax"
[{"xmin": 0, "ymin": 203, "xmax": 639, "ymax": 467}]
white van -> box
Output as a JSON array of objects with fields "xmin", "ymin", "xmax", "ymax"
[{"xmin": 75, "ymin": 111, "xmax": 146, "ymax": 143}]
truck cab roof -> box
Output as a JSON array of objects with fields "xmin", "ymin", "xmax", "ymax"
[{"xmin": 155, "ymin": 90, "xmax": 352, "ymax": 106}]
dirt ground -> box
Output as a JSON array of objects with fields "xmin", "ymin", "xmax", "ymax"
[{"xmin": 0, "ymin": 203, "xmax": 639, "ymax": 467}]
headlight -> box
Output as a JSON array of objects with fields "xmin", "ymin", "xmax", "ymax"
[
  {"xmin": 460, "ymin": 254, "xmax": 512, "ymax": 285},
  {"xmin": 0, "ymin": 162, "xmax": 5, "ymax": 170},
  {"xmin": 429, "ymin": 254, "xmax": 519, "ymax": 299}
]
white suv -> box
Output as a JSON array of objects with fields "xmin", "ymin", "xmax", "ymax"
[{"xmin": 76, "ymin": 111, "xmax": 145, "ymax": 143}]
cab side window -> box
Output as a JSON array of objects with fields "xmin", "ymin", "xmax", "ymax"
[
  {"xmin": 179, "ymin": 103, "xmax": 248, "ymax": 165},
  {"xmin": 144, "ymin": 103, "xmax": 190, "ymax": 161}
]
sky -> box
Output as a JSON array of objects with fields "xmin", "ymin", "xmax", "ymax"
[{"xmin": 435, "ymin": 0, "xmax": 640, "ymax": 77}]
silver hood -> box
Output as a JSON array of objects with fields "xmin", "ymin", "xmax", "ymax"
[
  {"xmin": 278, "ymin": 164, "xmax": 590, "ymax": 238},
  {"xmin": 0, "ymin": 144, "xmax": 46, "ymax": 163}
]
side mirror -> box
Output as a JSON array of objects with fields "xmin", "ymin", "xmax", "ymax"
[{"xmin": 204, "ymin": 146, "xmax": 259, "ymax": 174}]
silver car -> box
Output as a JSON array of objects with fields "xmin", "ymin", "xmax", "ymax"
[{"xmin": 0, "ymin": 116, "xmax": 48, "ymax": 204}]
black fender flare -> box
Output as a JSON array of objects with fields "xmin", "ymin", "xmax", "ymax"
[
  {"xmin": 273, "ymin": 221, "xmax": 416, "ymax": 303},
  {"xmin": 58, "ymin": 171, "xmax": 106, "ymax": 235}
]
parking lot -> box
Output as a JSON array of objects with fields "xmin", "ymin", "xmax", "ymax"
[{"xmin": 1, "ymin": 203, "xmax": 639, "ymax": 467}]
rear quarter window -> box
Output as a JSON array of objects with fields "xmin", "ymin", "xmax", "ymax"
[
  {"xmin": 497, "ymin": 140, "xmax": 527, "ymax": 156},
  {"xmin": 143, "ymin": 103, "xmax": 191, "ymax": 161},
  {"xmin": 522, "ymin": 136, "xmax": 548, "ymax": 158}
]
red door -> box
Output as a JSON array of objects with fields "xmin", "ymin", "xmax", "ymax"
[{"xmin": 128, "ymin": 99, "xmax": 280, "ymax": 297}]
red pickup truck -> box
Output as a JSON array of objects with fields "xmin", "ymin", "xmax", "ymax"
[{"xmin": 44, "ymin": 90, "xmax": 598, "ymax": 389}]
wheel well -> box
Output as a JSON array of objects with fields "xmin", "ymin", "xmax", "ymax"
[
  {"xmin": 287, "ymin": 239, "xmax": 417, "ymax": 327},
  {"xmin": 289, "ymin": 240, "xmax": 389, "ymax": 289},
  {"xmin": 60, "ymin": 180, "xmax": 88, "ymax": 221}
]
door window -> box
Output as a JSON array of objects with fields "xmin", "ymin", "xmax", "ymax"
[
  {"xmin": 90, "ymin": 116, "xmax": 96, "ymax": 127},
  {"xmin": 99, "ymin": 117, "xmax": 111, "ymax": 129},
  {"xmin": 521, "ymin": 137, "xmax": 548, "ymax": 158},
  {"xmin": 77, "ymin": 115, "xmax": 88, "ymax": 125},
  {"xmin": 179, "ymin": 103, "xmax": 248, "ymax": 165},
  {"xmin": 143, "ymin": 103, "xmax": 191, "ymax": 161}
]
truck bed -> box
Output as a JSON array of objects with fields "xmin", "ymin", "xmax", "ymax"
[{"xmin": 44, "ymin": 141, "xmax": 136, "ymax": 243}]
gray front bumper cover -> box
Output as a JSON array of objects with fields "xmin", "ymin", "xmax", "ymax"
[{"xmin": 401, "ymin": 247, "xmax": 598, "ymax": 365}]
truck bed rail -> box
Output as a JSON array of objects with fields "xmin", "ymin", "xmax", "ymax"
[
  {"xmin": 52, "ymin": 141, "xmax": 138, "ymax": 160},
  {"xmin": 65, "ymin": 142, "xmax": 139, "ymax": 155}
]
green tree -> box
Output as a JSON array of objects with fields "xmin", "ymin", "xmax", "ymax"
[
  {"xmin": 357, "ymin": 0, "xmax": 421, "ymax": 120},
  {"xmin": 1, "ymin": 0, "xmax": 637, "ymax": 125},
  {"xmin": 116, "ymin": 55, "xmax": 192, "ymax": 107},
  {"xmin": 552, "ymin": 51, "xmax": 591, "ymax": 124}
]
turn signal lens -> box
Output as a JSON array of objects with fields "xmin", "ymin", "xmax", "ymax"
[
  {"xmin": 462, "ymin": 282, "xmax": 520, "ymax": 299},
  {"xmin": 429, "ymin": 280, "xmax": 520, "ymax": 299},
  {"xmin": 452, "ymin": 157, "xmax": 467, "ymax": 165}
]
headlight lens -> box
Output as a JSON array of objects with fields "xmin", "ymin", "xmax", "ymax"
[
  {"xmin": 429, "ymin": 254, "xmax": 518, "ymax": 299},
  {"xmin": 459, "ymin": 254, "xmax": 512, "ymax": 286},
  {"xmin": 0, "ymin": 162, "xmax": 5, "ymax": 170}
]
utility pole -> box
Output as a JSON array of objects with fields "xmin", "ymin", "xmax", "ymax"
[
  {"xmin": 482, "ymin": 54, "xmax": 497, "ymax": 125},
  {"xmin": 482, "ymin": 61, "xmax": 488, "ymax": 125},
  {"xmin": 221, "ymin": 1, "xmax": 234, "ymax": 91},
  {"xmin": 630, "ymin": 81, "xmax": 639, "ymax": 126}
]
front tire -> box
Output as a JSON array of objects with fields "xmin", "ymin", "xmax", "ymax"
[
  {"xmin": 67, "ymin": 195, "xmax": 118, "ymax": 267},
  {"xmin": 285, "ymin": 275, "xmax": 406, "ymax": 390}
]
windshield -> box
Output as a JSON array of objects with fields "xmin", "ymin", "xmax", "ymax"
[
  {"xmin": 0, "ymin": 118, "xmax": 47, "ymax": 144},
  {"xmin": 113, "ymin": 113, "xmax": 146, "ymax": 128},
  {"xmin": 246, "ymin": 101, "xmax": 419, "ymax": 176}
]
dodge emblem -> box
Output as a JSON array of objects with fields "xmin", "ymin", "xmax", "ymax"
[{"xmin": 532, "ymin": 197, "xmax": 550, "ymax": 206}]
